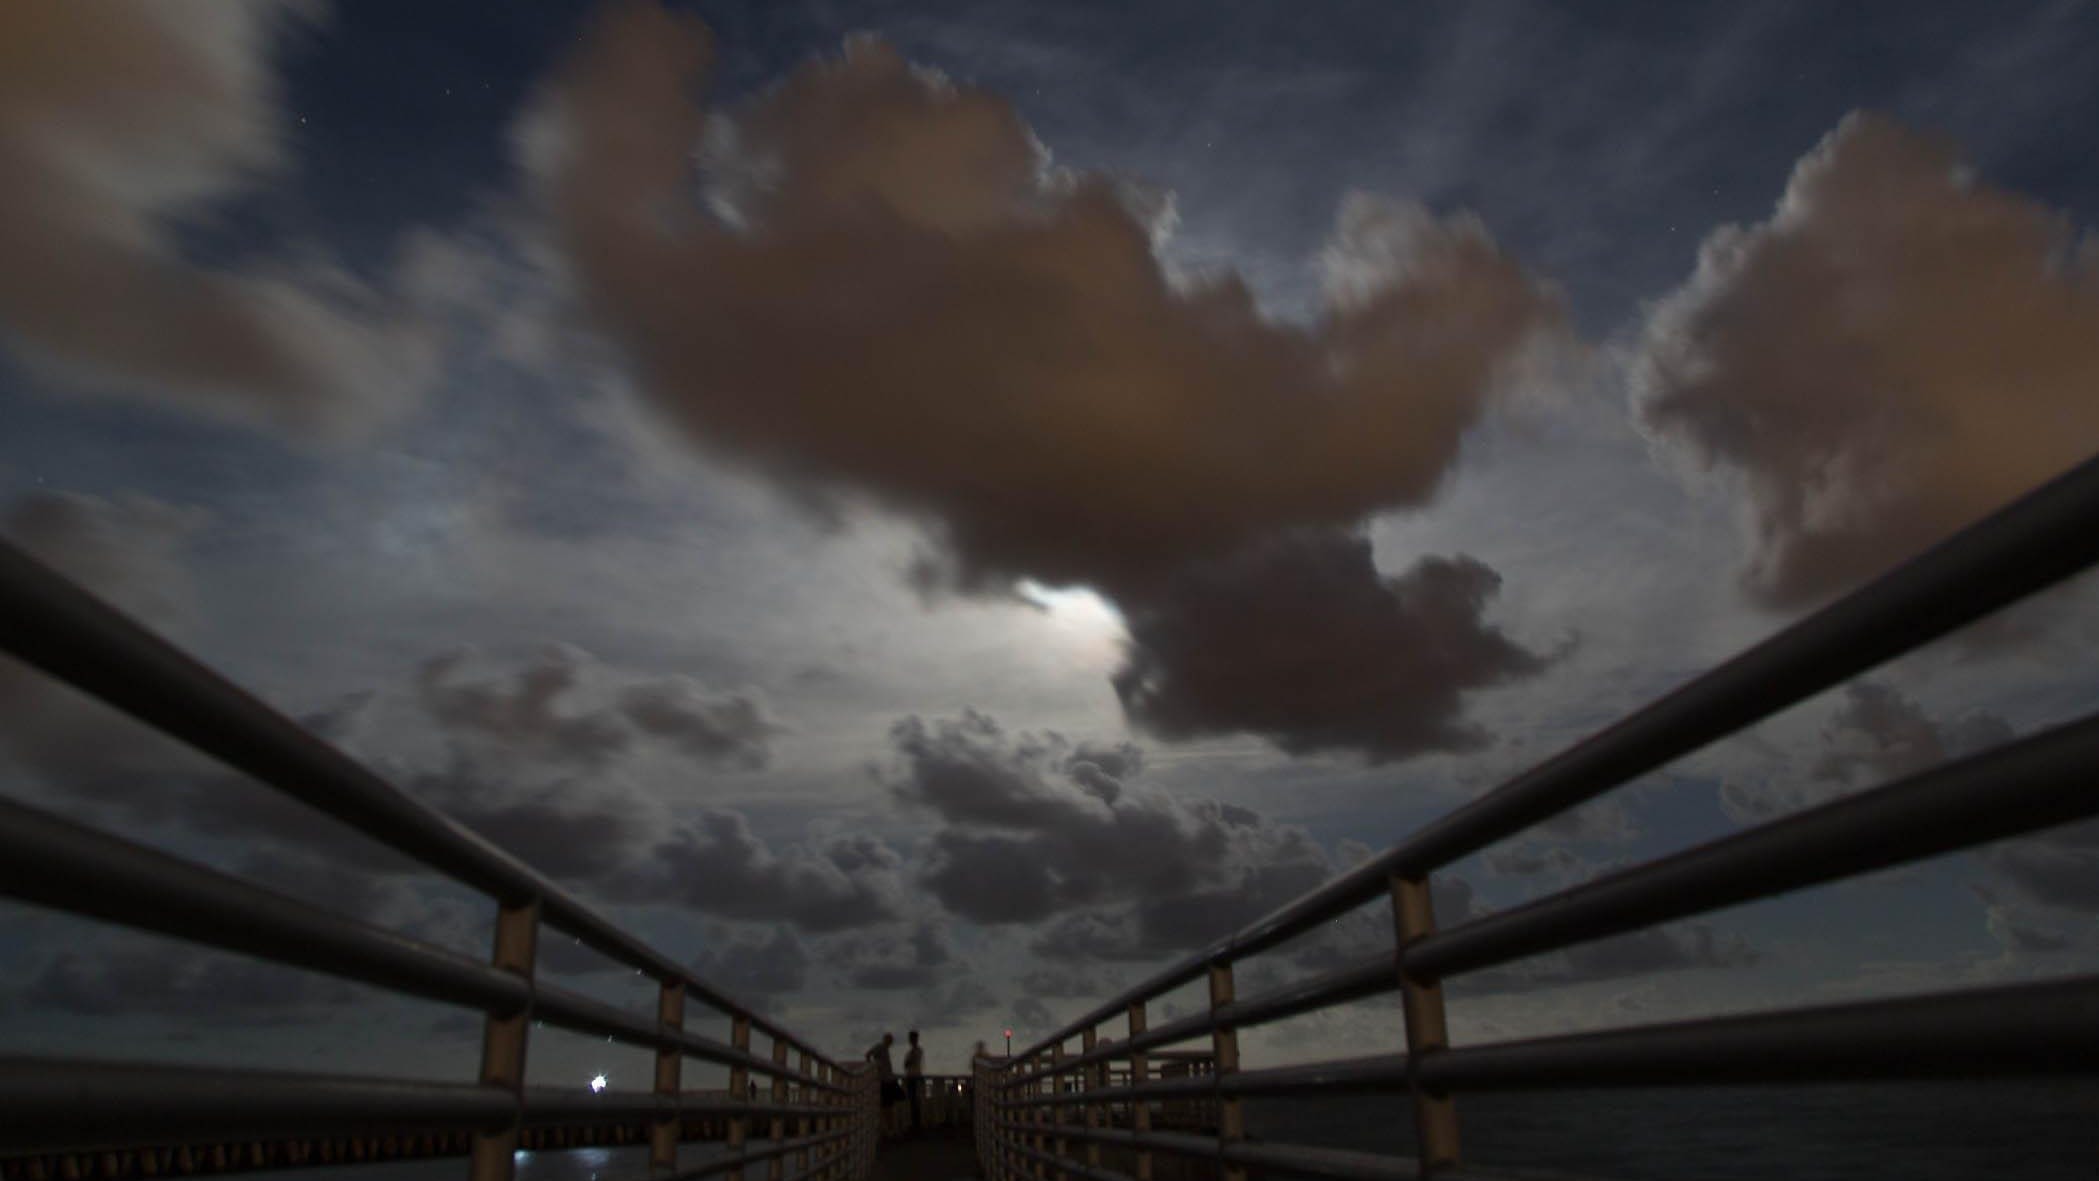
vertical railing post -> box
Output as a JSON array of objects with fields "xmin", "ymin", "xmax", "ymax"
[
  {"xmin": 796, "ymin": 1051, "xmax": 813, "ymax": 1178},
  {"xmin": 833, "ymin": 1062, "xmax": 846, "ymax": 1181},
  {"xmin": 1393, "ymin": 873, "xmax": 1461, "ymax": 1174},
  {"xmin": 650, "ymin": 980, "xmax": 684, "ymax": 1175},
  {"xmin": 1209, "ymin": 963, "xmax": 1245, "ymax": 1181},
  {"xmin": 726, "ymin": 1016, "xmax": 750, "ymax": 1181},
  {"xmin": 1080, "ymin": 1026, "xmax": 1101, "ymax": 1172},
  {"xmin": 818, "ymin": 1063, "xmax": 836, "ymax": 1181},
  {"xmin": 767, "ymin": 1038, "xmax": 788, "ymax": 1181},
  {"xmin": 861, "ymin": 1066, "xmax": 878, "ymax": 1176},
  {"xmin": 1030, "ymin": 1054, "xmax": 1047, "ymax": 1180},
  {"xmin": 847, "ymin": 1064, "xmax": 861, "ymax": 1179},
  {"xmin": 831, "ymin": 1061, "xmax": 847, "ymax": 1181},
  {"xmin": 1049, "ymin": 1044, "xmax": 1069, "ymax": 1180},
  {"xmin": 1127, "ymin": 1001, "xmax": 1151, "ymax": 1181},
  {"xmin": 469, "ymin": 899, "xmax": 538, "ymax": 1181}
]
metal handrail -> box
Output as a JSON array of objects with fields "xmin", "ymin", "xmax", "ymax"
[
  {"xmin": 982, "ymin": 450, "xmax": 2099, "ymax": 1180},
  {"xmin": 0, "ymin": 540, "xmax": 877, "ymax": 1179}
]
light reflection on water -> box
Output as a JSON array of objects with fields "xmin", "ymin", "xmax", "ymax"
[{"xmin": 250, "ymin": 1140, "xmax": 740, "ymax": 1181}]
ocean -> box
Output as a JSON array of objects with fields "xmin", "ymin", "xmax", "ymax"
[
  {"xmin": 1242, "ymin": 1081, "xmax": 2099, "ymax": 1180},
  {"xmin": 241, "ymin": 1080, "xmax": 2099, "ymax": 1181}
]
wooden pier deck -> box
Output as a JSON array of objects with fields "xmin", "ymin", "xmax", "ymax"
[{"xmin": 868, "ymin": 1127, "xmax": 979, "ymax": 1180}]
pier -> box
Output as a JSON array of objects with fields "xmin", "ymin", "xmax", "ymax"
[{"xmin": 5, "ymin": 456, "xmax": 2099, "ymax": 1179}]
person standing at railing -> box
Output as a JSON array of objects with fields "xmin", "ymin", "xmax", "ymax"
[
  {"xmin": 904, "ymin": 1029, "xmax": 925, "ymax": 1134},
  {"xmin": 866, "ymin": 1031, "xmax": 903, "ymax": 1139}
]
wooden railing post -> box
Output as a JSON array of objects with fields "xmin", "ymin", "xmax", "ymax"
[
  {"xmin": 469, "ymin": 899, "xmax": 538, "ymax": 1181},
  {"xmin": 726, "ymin": 1016, "xmax": 750, "ymax": 1181},
  {"xmin": 650, "ymin": 980, "xmax": 683, "ymax": 1175},
  {"xmin": 1209, "ymin": 963, "xmax": 1245, "ymax": 1181},
  {"xmin": 817, "ymin": 1063, "xmax": 835, "ymax": 1181},
  {"xmin": 1127, "ymin": 1001, "xmax": 1151, "ymax": 1181},
  {"xmin": 1049, "ymin": 1045, "xmax": 1069, "ymax": 1180},
  {"xmin": 767, "ymin": 1038, "xmax": 788, "ymax": 1181},
  {"xmin": 1030, "ymin": 1053, "xmax": 1048, "ymax": 1180},
  {"xmin": 1080, "ymin": 1026, "xmax": 1101, "ymax": 1172},
  {"xmin": 1393, "ymin": 873, "xmax": 1461, "ymax": 1173},
  {"xmin": 796, "ymin": 1051, "xmax": 813, "ymax": 1178}
]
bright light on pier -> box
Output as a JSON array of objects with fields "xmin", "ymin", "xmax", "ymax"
[{"xmin": 589, "ymin": 1073, "xmax": 607, "ymax": 1093}]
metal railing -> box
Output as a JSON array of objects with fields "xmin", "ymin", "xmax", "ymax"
[
  {"xmin": 979, "ymin": 451, "xmax": 2099, "ymax": 1181},
  {"xmin": 0, "ymin": 542, "xmax": 881, "ymax": 1180}
]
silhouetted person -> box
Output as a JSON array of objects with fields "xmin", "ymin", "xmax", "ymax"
[
  {"xmin": 866, "ymin": 1032, "xmax": 901, "ymax": 1137},
  {"xmin": 904, "ymin": 1030, "xmax": 925, "ymax": 1132}
]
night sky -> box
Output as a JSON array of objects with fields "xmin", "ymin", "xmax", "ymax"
[{"xmin": 2, "ymin": 1, "xmax": 2096, "ymax": 1095}]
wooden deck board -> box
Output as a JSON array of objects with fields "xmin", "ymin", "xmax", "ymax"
[{"xmin": 868, "ymin": 1127, "xmax": 981, "ymax": 1180}]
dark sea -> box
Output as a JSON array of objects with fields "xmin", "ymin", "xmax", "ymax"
[
  {"xmin": 1242, "ymin": 1082, "xmax": 2099, "ymax": 1180},
  {"xmin": 246, "ymin": 1081, "xmax": 2099, "ymax": 1180}
]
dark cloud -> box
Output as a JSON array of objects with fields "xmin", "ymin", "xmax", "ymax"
[
  {"xmin": 418, "ymin": 648, "xmax": 633, "ymax": 769},
  {"xmin": 403, "ymin": 755, "xmax": 651, "ymax": 882},
  {"xmin": 520, "ymin": 4, "xmax": 1564, "ymax": 764},
  {"xmin": 1720, "ymin": 681, "xmax": 2011, "ymax": 823},
  {"xmin": 1484, "ymin": 844, "xmax": 1587, "ymax": 879},
  {"xmin": 1017, "ymin": 967, "xmax": 1108, "ymax": 1000},
  {"xmin": 1972, "ymin": 884, "xmax": 2075, "ymax": 957},
  {"xmin": 618, "ymin": 679, "xmax": 782, "ymax": 770},
  {"xmin": 1983, "ymin": 819, "xmax": 2099, "ymax": 912},
  {"xmin": 527, "ymin": 6, "xmax": 1563, "ymax": 600},
  {"xmin": 1, "ymin": 492, "xmax": 230, "ymax": 812},
  {"xmin": 418, "ymin": 648, "xmax": 781, "ymax": 772},
  {"xmin": 0, "ymin": 3, "xmax": 438, "ymax": 436},
  {"xmin": 1027, "ymin": 910, "xmax": 1157, "ymax": 964},
  {"xmin": 887, "ymin": 713, "xmax": 1330, "ymax": 932},
  {"xmin": 1010, "ymin": 997, "xmax": 1055, "ymax": 1031},
  {"xmin": 25, "ymin": 945, "xmax": 358, "ymax": 1026},
  {"xmin": 1113, "ymin": 531, "xmax": 1556, "ymax": 761},
  {"xmin": 1637, "ymin": 112, "xmax": 2099, "ymax": 608},
  {"xmin": 1539, "ymin": 925, "xmax": 1759, "ymax": 987},
  {"xmin": 0, "ymin": 512, "xmax": 882, "ymax": 933},
  {"xmin": 924, "ymin": 978, "xmax": 998, "ymax": 1022},
  {"xmin": 1808, "ymin": 681, "xmax": 2013, "ymax": 788},
  {"xmin": 823, "ymin": 923, "xmax": 954, "ymax": 991},
  {"xmin": 608, "ymin": 810, "xmax": 905, "ymax": 932},
  {"xmin": 692, "ymin": 927, "xmax": 811, "ymax": 997}
]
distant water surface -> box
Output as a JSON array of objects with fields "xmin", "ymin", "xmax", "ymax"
[
  {"xmin": 1244, "ymin": 1080, "xmax": 2099, "ymax": 1180},
  {"xmin": 245, "ymin": 1081, "xmax": 2099, "ymax": 1181}
]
